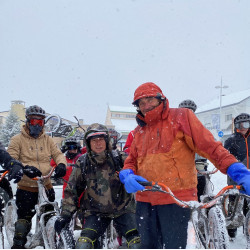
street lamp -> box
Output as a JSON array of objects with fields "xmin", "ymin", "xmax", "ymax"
[{"xmin": 215, "ymin": 77, "xmax": 229, "ymax": 133}]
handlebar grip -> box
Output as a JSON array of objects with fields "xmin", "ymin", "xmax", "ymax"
[{"xmin": 137, "ymin": 181, "xmax": 153, "ymax": 186}]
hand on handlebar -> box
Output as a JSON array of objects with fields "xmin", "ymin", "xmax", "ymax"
[
  {"xmin": 54, "ymin": 163, "xmax": 66, "ymax": 178},
  {"xmin": 24, "ymin": 165, "xmax": 42, "ymax": 178},
  {"xmin": 227, "ymin": 162, "xmax": 250, "ymax": 196},
  {"xmin": 119, "ymin": 169, "xmax": 148, "ymax": 193},
  {"xmin": 8, "ymin": 160, "xmax": 24, "ymax": 183}
]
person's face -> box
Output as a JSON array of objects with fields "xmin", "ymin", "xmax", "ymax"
[
  {"xmin": 69, "ymin": 149, "xmax": 77, "ymax": 154},
  {"xmin": 235, "ymin": 121, "xmax": 250, "ymax": 135},
  {"xmin": 138, "ymin": 97, "xmax": 161, "ymax": 116},
  {"xmin": 90, "ymin": 137, "xmax": 106, "ymax": 154},
  {"xmin": 67, "ymin": 144, "xmax": 78, "ymax": 154}
]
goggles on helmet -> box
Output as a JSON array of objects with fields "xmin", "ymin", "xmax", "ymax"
[
  {"xmin": 29, "ymin": 118, "xmax": 44, "ymax": 126},
  {"xmin": 235, "ymin": 121, "xmax": 250, "ymax": 129},
  {"xmin": 67, "ymin": 144, "xmax": 78, "ymax": 150}
]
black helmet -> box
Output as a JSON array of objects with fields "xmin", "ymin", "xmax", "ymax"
[
  {"xmin": 64, "ymin": 136, "xmax": 78, "ymax": 145},
  {"xmin": 178, "ymin": 99, "xmax": 197, "ymax": 112},
  {"xmin": 234, "ymin": 113, "xmax": 250, "ymax": 125},
  {"xmin": 26, "ymin": 105, "xmax": 46, "ymax": 118},
  {"xmin": 234, "ymin": 113, "xmax": 250, "ymax": 130}
]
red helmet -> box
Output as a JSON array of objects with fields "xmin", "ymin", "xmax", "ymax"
[{"xmin": 132, "ymin": 82, "xmax": 166, "ymax": 106}]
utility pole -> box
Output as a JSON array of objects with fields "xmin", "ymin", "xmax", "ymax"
[{"xmin": 215, "ymin": 77, "xmax": 228, "ymax": 139}]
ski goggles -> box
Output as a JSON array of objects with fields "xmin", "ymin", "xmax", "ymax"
[
  {"xmin": 29, "ymin": 118, "xmax": 44, "ymax": 126},
  {"xmin": 235, "ymin": 121, "xmax": 250, "ymax": 129},
  {"xmin": 67, "ymin": 145, "xmax": 78, "ymax": 150}
]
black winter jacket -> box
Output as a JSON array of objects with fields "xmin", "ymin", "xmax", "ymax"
[
  {"xmin": 224, "ymin": 131, "xmax": 250, "ymax": 185},
  {"xmin": 224, "ymin": 131, "xmax": 250, "ymax": 168},
  {"xmin": 0, "ymin": 141, "xmax": 13, "ymax": 169}
]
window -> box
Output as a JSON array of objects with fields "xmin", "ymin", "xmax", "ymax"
[
  {"xmin": 225, "ymin": 114, "xmax": 232, "ymax": 122},
  {"xmin": 126, "ymin": 114, "xmax": 136, "ymax": 118}
]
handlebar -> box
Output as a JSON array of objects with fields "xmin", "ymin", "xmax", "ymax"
[
  {"xmin": 197, "ymin": 168, "xmax": 219, "ymax": 175},
  {"xmin": 0, "ymin": 166, "xmax": 57, "ymax": 182},
  {"xmin": 0, "ymin": 170, "xmax": 8, "ymax": 182},
  {"xmin": 137, "ymin": 181, "xmax": 247, "ymax": 210},
  {"xmin": 32, "ymin": 165, "xmax": 57, "ymax": 180}
]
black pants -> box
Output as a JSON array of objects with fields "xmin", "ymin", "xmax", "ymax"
[
  {"xmin": 197, "ymin": 175, "xmax": 206, "ymax": 202},
  {"xmin": 16, "ymin": 188, "xmax": 55, "ymax": 222},
  {"xmin": 136, "ymin": 202, "xmax": 191, "ymax": 249},
  {"xmin": 81, "ymin": 212, "xmax": 139, "ymax": 247}
]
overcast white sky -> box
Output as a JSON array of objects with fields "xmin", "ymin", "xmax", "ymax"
[{"xmin": 0, "ymin": 0, "xmax": 249, "ymax": 125}]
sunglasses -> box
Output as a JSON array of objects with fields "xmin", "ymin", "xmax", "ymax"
[
  {"xmin": 67, "ymin": 145, "xmax": 77, "ymax": 150},
  {"xmin": 235, "ymin": 121, "xmax": 250, "ymax": 129},
  {"xmin": 29, "ymin": 119, "xmax": 44, "ymax": 126}
]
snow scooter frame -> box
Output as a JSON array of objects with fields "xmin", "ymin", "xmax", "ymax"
[
  {"xmin": 4, "ymin": 166, "xmax": 75, "ymax": 249},
  {"xmin": 138, "ymin": 180, "xmax": 244, "ymax": 249},
  {"xmin": 221, "ymin": 183, "xmax": 250, "ymax": 248},
  {"xmin": 0, "ymin": 170, "xmax": 13, "ymax": 248}
]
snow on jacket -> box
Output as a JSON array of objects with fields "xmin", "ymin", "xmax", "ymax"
[
  {"xmin": 7, "ymin": 125, "xmax": 67, "ymax": 191},
  {"xmin": 50, "ymin": 152, "xmax": 82, "ymax": 198},
  {"xmin": 123, "ymin": 101, "xmax": 237, "ymax": 206}
]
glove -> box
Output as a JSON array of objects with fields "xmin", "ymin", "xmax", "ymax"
[
  {"xmin": 54, "ymin": 215, "xmax": 71, "ymax": 234},
  {"xmin": 23, "ymin": 165, "xmax": 42, "ymax": 178},
  {"xmin": 54, "ymin": 163, "xmax": 66, "ymax": 178},
  {"xmin": 60, "ymin": 145, "xmax": 68, "ymax": 153},
  {"xmin": 119, "ymin": 169, "xmax": 148, "ymax": 193},
  {"xmin": 8, "ymin": 160, "xmax": 24, "ymax": 183},
  {"xmin": 227, "ymin": 162, "xmax": 250, "ymax": 195}
]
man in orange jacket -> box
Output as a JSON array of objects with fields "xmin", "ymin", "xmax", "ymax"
[{"xmin": 119, "ymin": 82, "xmax": 250, "ymax": 248}]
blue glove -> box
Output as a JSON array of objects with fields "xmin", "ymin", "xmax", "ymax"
[
  {"xmin": 227, "ymin": 162, "xmax": 250, "ymax": 195},
  {"xmin": 119, "ymin": 169, "xmax": 148, "ymax": 193}
]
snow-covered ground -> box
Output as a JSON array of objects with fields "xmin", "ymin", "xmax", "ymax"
[{"xmin": 1, "ymin": 164, "xmax": 247, "ymax": 249}]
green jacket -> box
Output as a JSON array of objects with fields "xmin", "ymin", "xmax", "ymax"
[{"xmin": 61, "ymin": 150, "xmax": 135, "ymax": 218}]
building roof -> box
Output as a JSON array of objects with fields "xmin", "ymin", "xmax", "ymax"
[
  {"xmin": 109, "ymin": 105, "xmax": 137, "ymax": 113},
  {"xmin": 110, "ymin": 118, "xmax": 137, "ymax": 133},
  {"xmin": 197, "ymin": 88, "xmax": 250, "ymax": 113}
]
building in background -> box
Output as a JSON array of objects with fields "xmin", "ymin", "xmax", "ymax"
[
  {"xmin": 196, "ymin": 89, "xmax": 250, "ymax": 143},
  {"xmin": 105, "ymin": 105, "xmax": 137, "ymax": 149}
]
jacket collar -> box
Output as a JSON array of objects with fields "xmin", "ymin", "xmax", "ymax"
[{"xmin": 136, "ymin": 100, "xmax": 169, "ymax": 127}]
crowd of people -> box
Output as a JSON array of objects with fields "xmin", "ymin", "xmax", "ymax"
[{"xmin": 0, "ymin": 81, "xmax": 250, "ymax": 249}]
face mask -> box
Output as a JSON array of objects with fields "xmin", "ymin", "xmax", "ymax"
[
  {"xmin": 29, "ymin": 124, "xmax": 43, "ymax": 138},
  {"xmin": 66, "ymin": 151, "xmax": 78, "ymax": 159}
]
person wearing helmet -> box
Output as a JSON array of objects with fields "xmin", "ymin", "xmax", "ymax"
[
  {"xmin": 178, "ymin": 99, "xmax": 208, "ymax": 202},
  {"xmin": 224, "ymin": 113, "xmax": 250, "ymax": 239},
  {"xmin": 54, "ymin": 123, "xmax": 141, "ymax": 249},
  {"xmin": 178, "ymin": 99, "xmax": 197, "ymax": 112},
  {"xmin": 108, "ymin": 128, "xmax": 121, "ymax": 150},
  {"xmin": 7, "ymin": 105, "xmax": 67, "ymax": 249},
  {"xmin": 51, "ymin": 136, "xmax": 83, "ymax": 198},
  {"xmin": 119, "ymin": 82, "xmax": 250, "ymax": 249}
]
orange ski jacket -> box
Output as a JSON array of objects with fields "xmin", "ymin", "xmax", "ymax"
[{"xmin": 123, "ymin": 100, "xmax": 237, "ymax": 205}]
